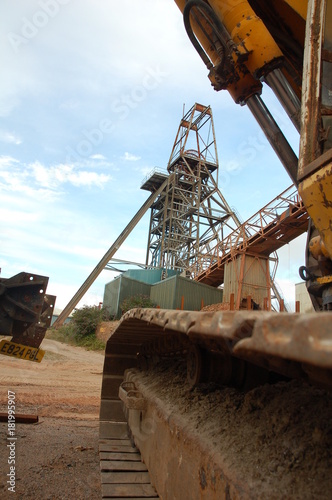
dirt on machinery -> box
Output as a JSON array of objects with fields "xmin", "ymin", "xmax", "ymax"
[
  {"xmin": 135, "ymin": 357, "xmax": 332, "ymax": 499},
  {"xmin": 0, "ymin": 323, "xmax": 331, "ymax": 499}
]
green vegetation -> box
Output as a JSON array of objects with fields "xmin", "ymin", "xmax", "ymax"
[
  {"xmin": 47, "ymin": 305, "xmax": 110, "ymax": 350},
  {"xmin": 71, "ymin": 305, "xmax": 109, "ymax": 338},
  {"xmin": 120, "ymin": 294, "xmax": 157, "ymax": 315}
]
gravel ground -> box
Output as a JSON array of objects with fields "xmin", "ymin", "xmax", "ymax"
[
  {"xmin": 1, "ymin": 323, "xmax": 332, "ymax": 499},
  {"xmin": 0, "ymin": 338, "xmax": 105, "ymax": 499}
]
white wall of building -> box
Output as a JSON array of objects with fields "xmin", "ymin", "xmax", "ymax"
[{"xmin": 295, "ymin": 282, "xmax": 315, "ymax": 313}]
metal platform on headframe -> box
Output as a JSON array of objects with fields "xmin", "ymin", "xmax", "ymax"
[{"xmin": 141, "ymin": 168, "xmax": 168, "ymax": 192}]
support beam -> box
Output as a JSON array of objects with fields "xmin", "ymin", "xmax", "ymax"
[{"xmin": 53, "ymin": 177, "xmax": 171, "ymax": 328}]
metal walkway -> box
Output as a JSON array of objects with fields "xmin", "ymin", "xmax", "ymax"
[{"xmin": 192, "ymin": 185, "xmax": 309, "ymax": 287}]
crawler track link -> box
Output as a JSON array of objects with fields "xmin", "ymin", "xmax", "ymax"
[{"xmin": 99, "ymin": 308, "xmax": 332, "ymax": 497}]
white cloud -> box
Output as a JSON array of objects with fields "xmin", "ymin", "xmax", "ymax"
[
  {"xmin": 0, "ymin": 157, "xmax": 111, "ymax": 195},
  {"xmin": 0, "ymin": 208, "xmax": 39, "ymax": 224},
  {"xmin": 38, "ymin": 162, "xmax": 112, "ymax": 189},
  {"xmin": 0, "ymin": 155, "xmax": 19, "ymax": 167},
  {"xmin": 68, "ymin": 170, "xmax": 110, "ymax": 188},
  {"xmin": 223, "ymin": 160, "xmax": 241, "ymax": 173},
  {"xmin": 71, "ymin": 157, "xmax": 115, "ymax": 170},
  {"xmin": 121, "ymin": 152, "xmax": 141, "ymax": 162},
  {"xmin": 90, "ymin": 153, "xmax": 107, "ymax": 160},
  {"xmin": 0, "ymin": 129, "xmax": 22, "ymax": 144}
]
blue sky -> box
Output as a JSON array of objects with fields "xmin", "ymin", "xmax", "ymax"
[{"xmin": 1, "ymin": 0, "xmax": 305, "ymax": 312}]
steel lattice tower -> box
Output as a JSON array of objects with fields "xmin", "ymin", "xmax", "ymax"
[{"xmin": 141, "ymin": 103, "xmax": 241, "ymax": 277}]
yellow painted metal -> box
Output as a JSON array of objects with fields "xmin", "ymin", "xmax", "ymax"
[
  {"xmin": 174, "ymin": 0, "xmax": 221, "ymax": 66},
  {"xmin": 309, "ymin": 235, "xmax": 330, "ymax": 259},
  {"xmin": 284, "ymin": 0, "xmax": 308, "ymax": 19},
  {"xmin": 173, "ymin": 0, "xmax": 262, "ymax": 103},
  {"xmin": 0, "ymin": 339, "xmax": 45, "ymax": 363},
  {"xmin": 223, "ymin": 72, "xmax": 261, "ymax": 104},
  {"xmin": 317, "ymin": 275, "xmax": 332, "ymax": 285},
  {"xmin": 207, "ymin": 0, "xmax": 283, "ymax": 76},
  {"xmin": 299, "ymin": 161, "xmax": 332, "ymax": 259}
]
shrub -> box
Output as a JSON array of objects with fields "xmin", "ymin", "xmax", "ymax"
[
  {"xmin": 120, "ymin": 294, "xmax": 157, "ymax": 315},
  {"xmin": 71, "ymin": 305, "xmax": 109, "ymax": 338},
  {"xmin": 47, "ymin": 305, "xmax": 109, "ymax": 350},
  {"xmin": 47, "ymin": 321, "xmax": 77, "ymax": 343}
]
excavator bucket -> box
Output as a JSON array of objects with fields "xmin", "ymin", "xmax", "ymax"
[{"xmin": 0, "ymin": 272, "xmax": 55, "ymax": 361}]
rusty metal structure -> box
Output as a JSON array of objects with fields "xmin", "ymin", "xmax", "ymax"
[
  {"xmin": 0, "ymin": 272, "xmax": 55, "ymax": 360},
  {"xmin": 142, "ymin": 103, "xmax": 241, "ymax": 274},
  {"xmin": 99, "ymin": 1, "xmax": 332, "ymax": 499},
  {"xmin": 142, "ymin": 103, "xmax": 294, "ymax": 311},
  {"xmin": 193, "ymin": 185, "xmax": 309, "ymax": 309},
  {"xmin": 55, "ymin": 102, "xmax": 288, "ymax": 326}
]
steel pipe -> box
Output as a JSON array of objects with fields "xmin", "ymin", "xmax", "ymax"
[
  {"xmin": 264, "ymin": 68, "xmax": 301, "ymax": 133},
  {"xmin": 246, "ymin": 94, "xmax": 298, "ymax": 184}
]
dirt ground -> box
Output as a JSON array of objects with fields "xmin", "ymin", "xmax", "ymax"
[
  {"xmin": 0, "ymin": 338, "xmax": 105, "ymax": 499},
  {"xmin": 1, "ymin": 322, "xmax": 332, "ymax": 499}
]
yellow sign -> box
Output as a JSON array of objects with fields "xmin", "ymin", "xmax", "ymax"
[{"xmin": 0, "ymin": 339, "xmax": 44, "ymax": 363}]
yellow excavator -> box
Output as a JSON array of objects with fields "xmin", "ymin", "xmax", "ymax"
[
  {"xmin": 174, "ymin": 0, "xmax": 332, "ymax": 311},
  {"xmin": 98, "ymin": 2, "xmax": 332, "ymax": 499}
]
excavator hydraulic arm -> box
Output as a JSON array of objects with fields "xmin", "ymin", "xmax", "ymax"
[{"xmin": 175, "ymin": 0, "xmax": 332, "ymax": 309}]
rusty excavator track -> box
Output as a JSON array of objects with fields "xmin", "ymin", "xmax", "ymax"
[{"xmin": 99, "ymin": 308, "xmax": 332, "ymax": 498}]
